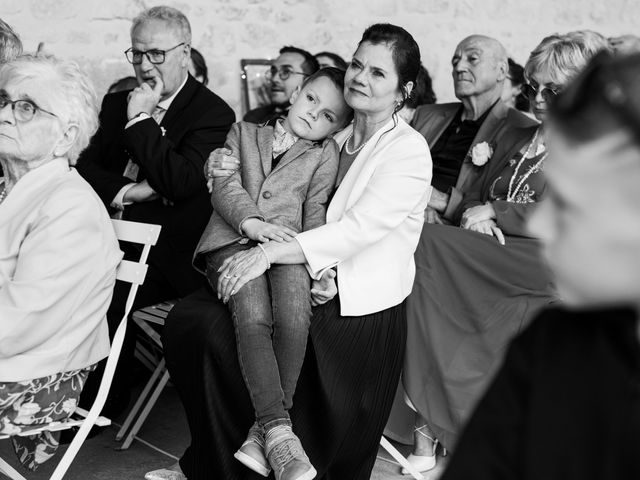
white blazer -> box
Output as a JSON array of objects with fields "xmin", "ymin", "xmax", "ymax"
[{"xmin": 296, "ymin": 117, "xmax": 432, "ymax": 316}]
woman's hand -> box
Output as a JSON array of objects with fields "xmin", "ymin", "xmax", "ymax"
[
  {"xmin": 467, "ymin": 219, "xmax": 505, "ymax": 245},
  {"xmin": 424, "ymin": 206, "xmax": 444, "ymax": 224},
  {"xmin": 241, "ymin": 218, "xmax": 297, "ymax": 243},
  {"xmin": 311, "ymin": 269, "xmax": 337, "ymax": 306},
  {"xmin": 205, "ymin": 148, "xmax": 241, "ymax": 193},
  {"xmin": 461, "ymin": 203, "xmax": 496, "ymax": 229},
  {"xmin": 217, "ymin": 247, "xmax": 270, "ymax": 302}
]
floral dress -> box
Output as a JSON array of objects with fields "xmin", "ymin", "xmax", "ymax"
[
  {"xmin": 0, "ymin": 365, "xmax": 94, "ymax": 470},
  {"xmin": 488, "ymin": 150, "xmax": 547, "ymax": 205}
]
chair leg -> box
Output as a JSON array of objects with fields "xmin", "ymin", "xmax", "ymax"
[
  {"xmin": 119, "ymin": 369, "xmax": 170, "ymax": 450},
  {"xmin": 116, "ymin": 358, "xmax": 166, "ymax": 442},
  {"xmin": 0, "ymin": 455, "xmax": 27, "ymax": 480},
  {"xmin": 379, "ymin": 436, "xmax": 424, "ymax": 480}
]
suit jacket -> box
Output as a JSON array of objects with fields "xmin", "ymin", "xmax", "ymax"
[
  {"xmin": 411, "ymin": 100, "xmax": 538, "ymax": 220},
  {"xmin": 295, "ymin": 118, "xmax": 432, "ymax": 317},
  {"xmin": 77, "ymin": 75, "xmax": 235, "ymax": 295},
  {"xmin": 459, "ymin": 123, "xmax": 541, "ymax": 235},
  {"xmin": 193, "ymin": 121, "xmax": 339, "ymax": 271}
]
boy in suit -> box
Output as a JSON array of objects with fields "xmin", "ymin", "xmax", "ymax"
[{"xmin": 194, "ymin": 67, "xmax": 352, "ymax": 480}]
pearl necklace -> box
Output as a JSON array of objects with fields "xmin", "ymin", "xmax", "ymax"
[
  {"xmin": 0, "ymin": 184, "xmax": 6, "ymax": 204},
  {"xmin": 344, "ymin": 131, "xmax": 368, "ymax": 155},
  {"xmin": 507, "ymin": 129, "xmax": 547, "ymax": 202}
]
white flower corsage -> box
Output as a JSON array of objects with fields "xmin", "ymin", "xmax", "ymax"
[
  {"xmin": 160, "ymin": 126, "xmax": 166, "ymax": 137},
  {"xmin": 471, "ymin": 141, "xmax": 493, "ymax": 167}
]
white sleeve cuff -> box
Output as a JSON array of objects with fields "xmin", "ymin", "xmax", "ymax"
[
  {"xmin": 111, "ymin": 183, "xmax": 137, "ymax": 210},
  {"xmin": 125, "ymin": 112, "xmax": 151, "ymax": 129}
]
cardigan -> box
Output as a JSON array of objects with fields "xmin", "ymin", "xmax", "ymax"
[{"xmin": 0, "ymin": 159, "xmax": 122, "ymax": 382}]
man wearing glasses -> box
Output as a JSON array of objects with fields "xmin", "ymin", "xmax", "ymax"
[
  {"xmin": 244, "ymin": 46, "xmax": 319, "ymax": 124},
  {"xmin": 77, "ymin": 6, "xmax": 235, "ymax": 418}
]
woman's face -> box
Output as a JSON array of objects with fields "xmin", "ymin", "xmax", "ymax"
[
  {"xmin": 528, "ymin": 128, "xmax": 640, "ymax": 306},
  {"xmin": 526, "ymin": 68, "xmax": 562, "ymax": 122},
  {"xmin": 0, "ymin": 72, "xmax": 66, "ymax": 164},
  {"xmin": 344, "ymin": 41, "xmax": 404, "ymax": 117}
]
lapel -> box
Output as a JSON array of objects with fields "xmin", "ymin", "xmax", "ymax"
[
  {"xmin": 419, "ymin": 103, "xmax": 459, "ymax": 146},
  {"xmin": 256, "ymin": 125, "xmax": 275, "ymax": 176},
  {"xmin": 157, "ymin": 75, "xmax": 198, "ymax": 130},
  {"xmin": 270, "ymin": 139, "xmax": 315, "ymax": 175},
  {"xmin": 456, "ymin": 100, "xmax": 508, "ymax": 191}
]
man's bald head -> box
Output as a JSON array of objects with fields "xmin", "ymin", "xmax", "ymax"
[{"xmin": 451, "ymin": 35, "xmax": 508, "ymax": 102}]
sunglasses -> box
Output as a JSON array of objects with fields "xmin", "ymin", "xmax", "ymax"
[{"xmin": 522, "ymin": 83, "xmax": 559, "ymax": 103}]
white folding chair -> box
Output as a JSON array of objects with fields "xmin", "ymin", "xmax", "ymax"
[
  {"xmin": 116, "ymin": 300, "xmax": 177, "ymax": 450},
  {"xmin": 0, "ymin": 219, "xmax": 161, "ymax": 480}
]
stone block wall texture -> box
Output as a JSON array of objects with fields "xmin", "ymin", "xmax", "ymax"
[{"xmin": 1, "ymin": 0, "xmax": 638, "ymax": 117}]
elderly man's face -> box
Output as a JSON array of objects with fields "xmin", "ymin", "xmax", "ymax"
[
  {"xmin": 131, "ymin": 19, "xmax": 189, "ymax": 100},
  {"xmin": 269, "ymin": 51, "xmax": 308, "ymax": 106},
  {"xmin": 451, "ymin": 38, "xmax": 503, "ymax": 100},
  {"xmin": 0, "ymin": 72, "xmax": 68, "ymax": 163}
]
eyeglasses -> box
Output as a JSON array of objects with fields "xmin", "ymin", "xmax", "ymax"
[
  {"xmin": 265, "ymin": 66, "xmax": 308, "ymax": 81},
  {"xmin": 124, "ymin": 43, "xmax": 186, "ymax": 65},
  {"xmin": 0, "ymin": 93, "xmax": 58, "ymax": 123},
  {"xmin": 522, "ymin": 83, "xmax": 560, "ymax": 103}
]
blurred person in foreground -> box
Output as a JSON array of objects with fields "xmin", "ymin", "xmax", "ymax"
[
  {"xmin": 0, "ymin": 55, "xmax": 121, "ymax": 471},
  {"xmin": 442, "ymin": 49, "xmax": 640, "ymax": 480}
]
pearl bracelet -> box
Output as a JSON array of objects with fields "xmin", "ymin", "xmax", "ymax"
[{"xmin": 257, "ymin": 243, "xmax": 271, "ymax": 269}]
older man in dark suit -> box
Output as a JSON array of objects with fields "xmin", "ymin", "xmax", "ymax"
[
  {"xmin": 77, "ymin": 5, "xmax": 235, "ymax": 414},
  {"xmin": 412, "ymin": 35, "xmax": 537, "ymax": 224}
]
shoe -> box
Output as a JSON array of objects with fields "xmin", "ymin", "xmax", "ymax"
[
  {"xmin": 234, "ymin": 422, "xmax": 271, "ymax": 477},
  {"xmin": 145, "ymin": 463, "xmax": 186, "ymax": 480},
  {"xmin": 401, "ymin": 425, "xmax": 440, "ymax": 474},
  {"xmin": 265, "ymin": 425, "xmax": 317, "ymax": 480}
]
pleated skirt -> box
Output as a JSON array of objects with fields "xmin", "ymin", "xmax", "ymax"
[{"xmin": 163, "ymin": 288, "xmax": 406, "ymax": 480}]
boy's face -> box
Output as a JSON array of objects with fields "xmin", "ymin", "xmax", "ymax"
[{"xmin": 284, "ymin": 76, "xmax": 350, "ymax": 141}]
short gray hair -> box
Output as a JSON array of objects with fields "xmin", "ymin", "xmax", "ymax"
[
  {"xmin": 525, "ymin": 31, "xmax": 611, "ymax": 86},
  {"xmin": 131, "ymin": 6, "xmax": 192, "ymax": 44},
  {"xmin": 0, "ymin": 55, "xmax": 99, "ymax": 165},
  {"xmin": 0, "ymin": 18, "xmax": 22, "ymax": 63}
]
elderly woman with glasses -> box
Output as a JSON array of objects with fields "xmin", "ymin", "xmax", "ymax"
[
  {"xmin": 0, "ymin": 55, "xmax": 121, "ymax": 471},
  {"xmin": 395, "ymin": 31, "xmax": 611, "ymax": 475}
]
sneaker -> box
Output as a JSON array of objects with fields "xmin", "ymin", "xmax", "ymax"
[
  {"xmin": 234, "ymin": 422, "xmax": 271, "ymax": 477},
  {"xmin": 265, "ymin": 425, "xmax": 317, "ymax": 480}
]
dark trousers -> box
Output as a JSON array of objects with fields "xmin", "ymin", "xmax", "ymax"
[
  {"xmin": 205, "ymin": 243, "xmax": 311, "ymax": 428},
  {"xmin": 163, "ymin": 287, "xmax": 406, "ymax": 480}
]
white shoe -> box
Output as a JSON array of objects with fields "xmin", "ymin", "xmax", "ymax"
[
  {"xmin": 145, "ymin": 464, "xmax": 187, "ymax": 480},
  {"xmin": 401, "ymin": 453, "xmax": 436, "ymax": 474}
]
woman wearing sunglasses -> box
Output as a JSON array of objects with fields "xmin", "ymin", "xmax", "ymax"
[{"xmin": 398, "ymin": 31, "xmax": 610, "ymax": 475}]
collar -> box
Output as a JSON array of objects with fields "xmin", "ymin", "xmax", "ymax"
[
  {"xmin": 272, "ymin": 118, "xmax": 299, "ymax": 157},
  {"xmin": 157, "ymin": 74, "xmax": 189, "ymax": 111},
  {"xmin": 456, "ymin": 99, "xmax": 498, "ymax": 126}
]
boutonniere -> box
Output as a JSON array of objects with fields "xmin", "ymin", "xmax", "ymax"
[
  {"xmin": 471, "ymin": 141, "xmax": 493, "ymax": 167},
  {"xmin": 160, "ymin": 126, "xmax": 166, "ymax": 137}
]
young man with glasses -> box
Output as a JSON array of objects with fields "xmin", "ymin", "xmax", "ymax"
[
  {"xmin": 244, "ymin": 46, "xmax": 319, "ymax": 124},
  {"xmin": 76, "ymin": 5, "xmax": 235, "ymax": 428}
]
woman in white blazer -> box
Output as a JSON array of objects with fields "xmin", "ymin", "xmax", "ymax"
[
  {"xmin": 153, "ymin": 24, "xmax": 431, "ymax": 480},
  {"xmin": 0, "ymin": 56, "xmax": 121, "ymax": 471}
]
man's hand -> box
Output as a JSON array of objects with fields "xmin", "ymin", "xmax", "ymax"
[
  {"xmin": 127, "ymin": 75, "xmax": 163, "ymax": 120},
  {"xmin": 311, "ymin": 269, "xmax": 337, "ymax": 306},
  {"xmin": 467, "ymin": 218, "xmax": 505, "ymax": 245},
  {"xmin": 205, "ymin": 148, "xmax": 241, "ymax": 192},
  {"xmin": 123, "ymin": 179, "xmax": 159, "ymax": 203},
  {"xmin": 424, "ymin": 206, "xmax": 444, "ymax": 224},
  {"xmin": 427, "ymin": 187, "xmax": 449, "ymax": 213},
  {"xmin": 241, "ymin": 218, "xmax": 297, "ymax": 243},
  {"xmin": 461, "ymin": 203, "xmax": 496, "ymax": 228}
]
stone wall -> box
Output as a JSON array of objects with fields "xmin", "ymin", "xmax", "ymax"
[{"xmin": 2, "ymin": 0, "xmax": 637, "ymax": 116}]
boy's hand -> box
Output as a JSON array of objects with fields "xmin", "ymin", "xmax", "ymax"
[
  {"xmin": 311, "ymin": 269, "xmax": 337, "ymax": 306},
  {"xmin": 205, "ymin": 148, "xmax": 240, "ymax": 179},
  {"xmin": 241, "ymin": 218, "xmax": 297, "ymax": 243}
]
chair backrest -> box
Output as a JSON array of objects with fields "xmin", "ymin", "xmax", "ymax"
[{"xmin": 46, "ymin": 219, "xmax": 161, "ymax": 480}]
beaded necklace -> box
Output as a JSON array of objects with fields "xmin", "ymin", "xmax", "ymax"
[
  {"xmin": 344, "ymin": 131, "xmax": 368, "ymax": 155},
  {"xmin": 0, "ymin": 184, "xmax": 6, "ymax": 204},
  {"xmin": 507, "ymin": 128, "xmax": 547, "ymax": 202}
]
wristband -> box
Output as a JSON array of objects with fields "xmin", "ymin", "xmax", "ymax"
[{"xmin": 256, "ymin": 243, "xmax": 271, "ymax": 269}]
